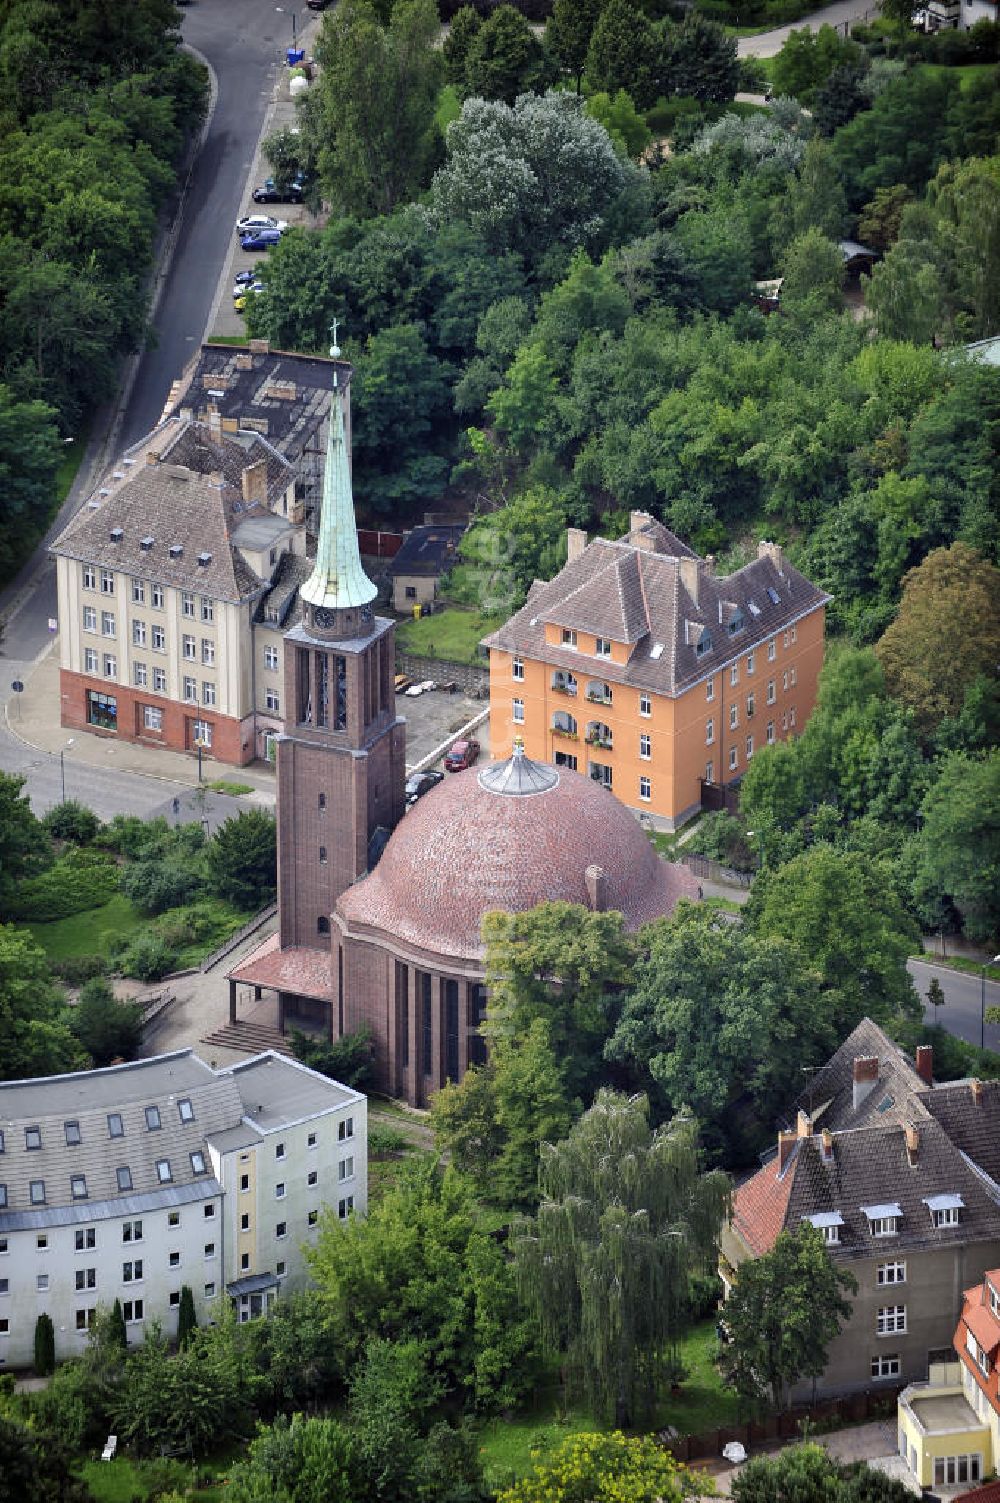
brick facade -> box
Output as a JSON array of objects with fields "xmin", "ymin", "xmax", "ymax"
[{"xmin": 60, "ymin": 667, "xmax": 250, "ymax": 766}]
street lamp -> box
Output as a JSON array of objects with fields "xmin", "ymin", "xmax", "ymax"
[
  {"xmin": 276, "ymin": 5, "xmax": 297, "ymax": 48},
  {"xmin": 980, "ymin": 955, "xmax": 1000, "ymax": 1051},
  {"xmin": 60, "ymin": 738, "xmax": 75, "ymax": 803},
  {"xmin": 194, "ymin": 735, "xmax": 207, "ymax": 783}
]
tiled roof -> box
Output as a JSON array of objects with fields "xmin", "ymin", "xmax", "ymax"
[
  {"xmin": 955, "ymin": 1484, "xmax": 1000, "ymax": 1503},
  {"xmin": 228, "ymin": 932, "xmax": 333, "ymax": 1001},
  {"xmin": 483, "ymin": 529, "xmax": 829, "ymax": 698},
  {"xmin": 165, "ymin": 342, "xmax": 351, "ymax": 472},
  {"xmin": 793, "ymin": 1018, "xmax": 928, "ymax": 1133},
  {"xmin": 960, "ymin": 1283, "xmax": 1000, "ymax": 1355},
  {"xmin": 50, "ymin": 416, "xmax": 297, "ymax": 602},
  {"xmin": 731, "ymin": 1147, "xmax": 797, "ymax": 1256},
  {"xmin": 256, "ymin": 551, "xmax": 314, "ymax": 629},
  {"xmin": 919, "ymin": 1080, "xmax": 1000, "ymax": 1182},
  {"xmin": 785, "ymin": 1118, "xmax": 1000, "ymax": 1261},
  {"xmin": 387, "ymin": 524, "xmax": 466, "ymax": 579},
  {"xmin": 337, "ymin": 759, "xmax": 700, "ymax": 963}
]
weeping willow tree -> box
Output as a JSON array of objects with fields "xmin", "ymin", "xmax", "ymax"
[{"xmin": 512, "ymin": 1090, "xmax": 731, "ymax": 1426}]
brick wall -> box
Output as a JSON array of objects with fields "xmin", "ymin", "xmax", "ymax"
[{"xmin": 60, "ymin": 668, "xmax": 249, "ymax": 765}]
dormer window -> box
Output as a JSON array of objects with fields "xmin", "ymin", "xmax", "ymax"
[
  {"xmin": 862, "ymin": 1203, "xmax": 902, "ymax": 1237},
  {"xmin": 595, "ymin": 637, "xmax": 612, "ymax": 657},
  {"xmin": 692, "ymin": 626, "xmax": 712, "ymax": 658},
  {"xmin": 924, "ymin": 1194, "xmax": 963, "ymax": 1228},
  {"xmin": 561, "ymin": 628, "xmax": 577, "ymax": 649},
  {"xmin": 989, "ymin": 1280, "xmax": 999, "ymax": 1320},
  {"xmin": 804, "ymin": 1211, "xmax": 844, "ymax": 1246},
  {"xmin": 727, "ymin": 610, "xmax": 745, "ymax": 637}
]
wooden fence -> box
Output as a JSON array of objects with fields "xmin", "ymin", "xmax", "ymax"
[
  {"xmin": 678, "ymin": 852, "xmax": 754, "ymax": 888},
  {"xmin": 664, "ymin": 1387, "xmax": 902, "ymax": 1463}
]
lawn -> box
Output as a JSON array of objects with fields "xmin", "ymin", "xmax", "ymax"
[
  {"xmin": 28, "ymin": 892, "xmax": 144, "ymax": 961},
  {"xmin": 395, "ymin": 607, "xmax": 495, "ymax": 665},
  {"xmin": 478, "ymin": 1320, "xmax": 741, "ymax": 1485},
  {"xmin": 81, "ymin": 1455, "xmax": 228, "ymax": 1503}
]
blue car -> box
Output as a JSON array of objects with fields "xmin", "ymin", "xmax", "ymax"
[{"xmin": 240, "ymin": 229, "xmax": 282, "ymax": 252}]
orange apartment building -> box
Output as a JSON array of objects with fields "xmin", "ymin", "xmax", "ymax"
[{"xmin": 483, "ymin": 512, "xmax": 830, "ymax": 829}]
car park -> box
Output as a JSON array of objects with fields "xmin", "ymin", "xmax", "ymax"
[
  {"xmin": 444, "ymin": 738, "xmax": 480, "ymax": 772},
  {"xmin": 252, "ymin": 179, "xmax": 304, "ymax": 204},
  {"xmin": 405, "ymin": 769, "xmax": 444, "ymax": 808},
  {"xmin": 240, "ymin": 229, "xmax": 282, "ymax": 252},
  {"xmin": 235, "ymin": 214, "xmax": 287, "ymax": 236}
]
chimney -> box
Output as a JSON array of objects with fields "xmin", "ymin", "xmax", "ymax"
[
  {"xmin": 797, "ymin": 1109, "xmax": 811, "ymax": 1139},
  {"xmin": 971, "ymin": 1079, "xmax": 984, "ymax": 1107},
  {"xmin": 777, "ymin": 1130, "xmax": 797, "ymax": 1173},
  {"xmin": 820, "ymin": 1128, "xmax": 834, "ymax": 1164},
  {"xmin": 630, "ymin": 510, "xmax": 656, "ymax": 551},
  {"xmin": 208, "ymin": 470, "xmax": 225, "ymax": 491},
  {"xmin": 905, "ymin": 1123, "xmax": 919, "ymax": 1167},
  {"xmin": 566, "ymin": 527, "xmax": 588, "ymax": 563},
  {"xmin": 207, "ymin": 403, "xmax": 223, "ymax": 441},
  {"xmin": 241, "ymin": 459, "xmax": 269, "ymax": 506},
  {"xmin": 758, "ymin": 539, "xmax": 785, "ymax": 575},
  {"xmin": 146, "ymin": 450, "xmax": 159, "ymax": 467},
  {"xmin": 584, "ymin": 864, "xmax": 607, "ymax": 913},
  {"xmin": 852, "ymin": 1055, "xmax": 879, "ymax": 1113},
  {"xmin": 679, "ymin": 556, "xmax": 702, "ymax": 606},
  {"xmin": 705, "ymin": 554, "xmax": 716, "ymax": 574},
  {"xmin": 915, "ymin": 1045, "xmax": 933, "ymax": 1086}
]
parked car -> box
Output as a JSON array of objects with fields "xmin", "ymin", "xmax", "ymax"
[
  {"xmin": 444, "ymin": 738, "xmax": 480, "ymax": 772},
  {"xmin": 252, "ymin": 178, "xmax": 304, "ymax": 204},
  {"xmin": 394, "ymin": 674, "xmax": 412, "ymax": 694},
  {"xmin": 307, "ymin": 0, "xmax": 332, "ymax": 8},
  {"xmin": 404, "ymin": 679, "xmax": 436, "ymax": 697},
  {"xmin": 235, "ymin": 214, "xmax": 287, "ymax": 236},
  {"xmin": 233, "ymin": 269, "xmax": 259, "ymax": 287},
  {"xmin": 241, "ymin": 229, "xmax": 282, "ymax": 252},
  {"xmin": 405, "ymin": 770, "xmax": 444, "ymax": 808},
  {"xmin": 233, "ymin": 280, "xmax": 264, "ymax": 301}
]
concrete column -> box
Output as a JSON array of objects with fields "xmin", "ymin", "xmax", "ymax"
[
  {"xmin": 229, "ymin": 979, "xmax": 237, "ymax": 1026},
  {"xmin": 458, "ymin": 982, "xmax": 470, "ymax": 1080},
  {"xmin": 407, "ymin": 968, "xmax": 419, "ymax": 1107}
]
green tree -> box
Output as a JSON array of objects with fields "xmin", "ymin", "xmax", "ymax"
[
  {"xmin": 108, "ymin": 1298, "xmax": 128, "ymax": 1354},
  {"xmin": 857, "ymin": 184, "xmax": 913, "ymax": 254},
  {"xmin": 351, "ymin": 321, "xmax": 451, "ymax": 513},
  {"xmin": 813, "ymin": 63, "xmax": 869, "ymax": 136},
  {"xmin": 33, "ymin": 1312, "xmax": 55, "ymax": 1377},
  {"xmin": 0, "ymin": 385, "xmax": 61, "ymax": 581},
  {"xmin": 916, "ymin": 752, "xmax": 1000, "ymax": 942},
  {"xmin": 780, "ymin": 228, "xmax": 845, "ymax": 314},
  {"xmin": 876, "ymin": 544, "xmax": 1000, "ymax": 740},
  {"xmin": 751, "ymin": 847, "xmax": 920, "ymax": 1037},
  {"xmin": 608, "ymin": 906, "xmax": 826, "ymax": 1159},
  {"xmin": 290, "ymin": 1027, "xmax": 376, "ymax": 1092},
  {"xmin": 0, "ymin": 923, "xmax": 80, "ymax": 1080},
  {"xmin": 0, "ymin": 772, "xmax": 50, "ymax": 915},
  {"xmin": 513, "ymin": 1092, "xmax": 730, "ymax": 1426},
  {"xmin": 721, "ymin": 1226, "xmax": 856, "ymax": 1409},
  {"xmin": 769, "ymin": 25, "xmax": 862, "ymax": 108},
  {"xmin": 926, "ymin": 976, "xmax": 946, "ymax": 1017},
  {"xmin": 307, "ymin": 1155, "xmax": 536, "ymax": 1406},
  {"xmin": 0, "ymin": 1412, "xmax": 90, "ymax": 1503},
  {"xmin": 732, "ymin": 1445, "xmax": 916, "ymax": 1503},
  {"xmin": 313, "ymin": 0, "xmax": 443, "ymax": 218},
  {"xmin": 70, "ymin": 977, "xmax": 142, "ymax": 1066},
  {"xmin": 585, "ymin": 0, "xmax": 657, "ymax": 109},
  {"xmin": 549, "ymin": 0, "xmax": 606, "ymax": 90},
  {"xmin": 482, "ymin": 901, "xmax": 637, "ymax": 1100},
  {"xmin": 205, "ymin": 809, "xmax": 276, "ymax": 910},
  {"xmin": 585, "ymin": 89, "xmax": 652, "ymax": 160},
  {"xmin": 865, "ymin": 233, "xmax": 941, "ymax": 345},
  {"xmin": 785, "ymin": 137, "xmax": 847, "ymax": 242},
  {"xmin": 661, "ymin": 11, "xmax": 739, "ymax": 104},
  {"xmin": 263, "ymin": 126, "xmax": 306, "ymax": 192},
  {"xmin": 498, "ymin": 1430, "xmax": 701, "ymax": 1503},
  {"xmin": 443, "ymin": 5, "xmax": 481, "ymax": 88},
  {"xmin": 349, "ymin": 1337, "xmax": 438, "ymax": 1499},
  {"xmin": 177, "ymin": 1285, "xmax": 197, "ymax": 1349},
  {"xmin": 465, "ymin": 5, "xmax": 544, "ymax": 105},
  {"xmin": 42, "ymin": 800, "xmax": 101, "ymax": 845}
]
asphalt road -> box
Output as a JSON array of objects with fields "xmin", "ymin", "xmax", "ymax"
[
  {"xmin": 738, "ymin": 0, "xmax": 878, "ymax": 56},
  {"xmin": 909, "ymin": 957, "xmax": 1000, "ymax": 1054}
]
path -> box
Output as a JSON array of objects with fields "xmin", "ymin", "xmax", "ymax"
[{"xmin": 738, "ymin": 0, "xmax": 878, "ymax": 56}]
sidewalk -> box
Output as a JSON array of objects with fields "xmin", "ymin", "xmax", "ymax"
[{"xmin": 5, "ymin": 641, "xmax": 276, "ymax": 799}]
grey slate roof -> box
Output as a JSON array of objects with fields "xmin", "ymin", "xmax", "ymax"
[
  {"xmin": 793, "ymin": 1018, "xmax": 929, "ymax": 1133},
  {"xmin": 166, "ymin": 342, "xmax": 351, "ymax": 472},
  {"xmin": 919, "ymin": 1080, "xmax": 1000, "ymax": 1184},
  {"xmin": 483, "ymin": 525, "xmax": 829, "ymax": 698},
  {"xmin": 786, "ymin": 1118, "xmax": 1000, "ymax": 1263},
  {"xmin": 50, "ymin": 416, "xmax": 296, "ymax": 604},
  {"xmin": 387, "ymin": 524, "xmax": 466, "ymax": 580},
  {"xmin": 255, "ymin": 551, "xmax": 314, "ymax": 629}
]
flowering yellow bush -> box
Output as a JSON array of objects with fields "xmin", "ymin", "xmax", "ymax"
[{"xmin": 498, "ymin": 1430, "xmax": 710, "ymax": 1503}]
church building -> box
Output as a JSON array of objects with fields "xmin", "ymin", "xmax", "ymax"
[{"xmin": 229, "ymin": 363, "xmax": 700, "ymax": 1106}]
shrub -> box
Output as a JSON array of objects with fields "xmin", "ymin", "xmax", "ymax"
[
  {"xmin": 51, "ymin": 954, "xmax": 108, "ymax": 985},
  {"xmin": 114, "ymin": 932, "xmax": 177, "ymax": 982},
  {"xmin": 205, "ymin": 810, "xmax": 277, "ymax": 911},
  {"xmin": 43, "ymin": 801, "xmax": 101, "ymax": 844},
  {"xmin": 70, "ymin": 978, "xmax": 143, "ymax": 1065},
  {"xmin": 120, "ymin": 856, "xmax": 206, "ymax": 915},
  {"xmin": 290, "ymin": 1027, "xmax": 377, "ymax": 1091},
  {"xmin": 34, "ymin": 1313, "xmax": 55, "ymax": 1376},
  {"xmin": 369, "ymin": 1124, "xmax": 411, "ymax": 1157},
  {"xmin": 9, "ymin": 848, "xmax": 119, "ymax": 921},
  {"xmin": 177, "ymin": 1286, "xmax": 197, "ymax": 1349}
]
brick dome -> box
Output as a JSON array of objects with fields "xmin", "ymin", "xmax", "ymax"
[{"xmin": 336, "ymin": 750, "xmax": 700, "ymax": 961}]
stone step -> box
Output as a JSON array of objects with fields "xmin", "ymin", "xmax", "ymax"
[{"xmin": 201, "ymin": 1021, "xmax": 294, "ymax": 1058}]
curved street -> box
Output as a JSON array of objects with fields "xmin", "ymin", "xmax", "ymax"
[{"xmin": 738, "ymin": 0, "xmax": 878, "ymax": 56}]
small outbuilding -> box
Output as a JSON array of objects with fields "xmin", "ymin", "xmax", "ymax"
[{"xmin": 387, "ymin": 523, "xmax": 465, "ymax": 614}]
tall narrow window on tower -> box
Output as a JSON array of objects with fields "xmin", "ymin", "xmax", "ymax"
[
  {"xmin": 317, "ymin": 654, "xmax": 329, "ymax": 727},
  {"xmin": 297, "ymin": 649, "xmax": 312, "ymax": 725},
  {"xmin": 335, "ymin": 656, "xmax": 347, "ymax": 731}
]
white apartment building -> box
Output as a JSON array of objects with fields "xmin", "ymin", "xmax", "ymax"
[{"xmin": 0, "ymin": 1050, "xmax": 366, "ymax": 1368}]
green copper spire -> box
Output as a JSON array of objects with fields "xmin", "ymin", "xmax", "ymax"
[{"xmin": 300, "ymin": 356, "xmax": 377, "ymax": 613}]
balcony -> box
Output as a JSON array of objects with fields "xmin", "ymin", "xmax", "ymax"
[
  {"xmin": 551, "ymin": 673, "xmax": 578, "ymax": 696},
  {"xmin": 585, "ymin": 680, "xmax": 613, "ymax": 705},
  {"xmin": 586, "ymin": 721, "xmax": 613, "ymax": 751}
]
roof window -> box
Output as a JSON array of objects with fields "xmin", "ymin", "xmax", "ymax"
[
  {"xmin": 766, "ymin": 586, "xmax": 781, "ymax": 605},
  {"xmin": 197, "ymin": 552, "xmax": 212, "ymax": 567},
  {"xmin": 924, "ymin": 1193, "xmax": 963, "ymax": 1228},
  {"xmin": 727, "ymin": 610, "xmax": 745, "ymax": 637},
  {"xmin": 116, "ymin": 1166, "xmax": 133, "ymax": 1192},
  {"xmin": 145, "ymin": 1106, "xmax": 161, "ymax": 1131},
  {"xmin": 110, "ymin": 527, "xmax": 124, "ymax": 542},
  {"xmin": 25, "ymin": 1126, "xmax": 41, "ymax": 1150},
  {"xmin": 64, "ymin": 1121, "xmax": 82, "ymax": 1145},
  {"xmin": 108, "ymin": 1113, "xmax": 124, "ymax": 1139},
  {"xmin": 178, "ymin": 1098, "xmax": 195, "ymax": 1123},
  {"xmin": 140, "ymin": 536, "xmax": 155, "ymax": 551},
  {"xmin": 169, "ymin": 544, "xmax": 183, "ymax": 559}
]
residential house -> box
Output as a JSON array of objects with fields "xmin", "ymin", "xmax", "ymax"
[
  {"xmin": 52, "ymin": 413, "xmax": 312, "ymax": 765},
  {"xmin": 0, "ymin": 1050, "xmax": 366, "ymax": 1368},
  {"xmin": 720, "ymin": 1020, "xmax": 1000, "ymax": 1399},
  {"xmin": 483, "ymin": 512, "xmax": 829, "ymax": 829},
  {"xmin": 386, "ymin": 523, "xmax": 465, "ymax": 614}
]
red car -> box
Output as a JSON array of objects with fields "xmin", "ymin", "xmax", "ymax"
[{"xmin": 444, "ymin": 738, "xmax": 480, "ymax": 772}]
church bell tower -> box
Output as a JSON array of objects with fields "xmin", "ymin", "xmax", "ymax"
[{"xmin": 276, "ymin": 353, "xmax": 405, "ymax": 951}]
